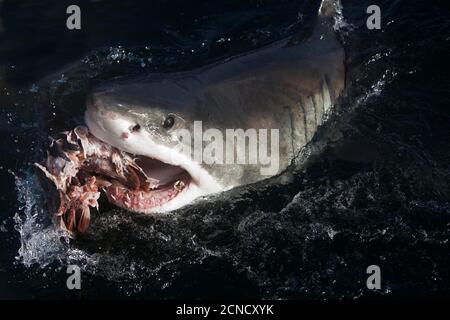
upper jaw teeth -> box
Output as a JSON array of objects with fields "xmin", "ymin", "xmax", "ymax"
[{"xmin": 174, "ymin": 180, "xmax": 185, "ymax": 190}]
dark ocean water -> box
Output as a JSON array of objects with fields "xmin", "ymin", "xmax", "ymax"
[{"xmin": 0, "ymin": 0, "xmax": 450, "ymax": 299}]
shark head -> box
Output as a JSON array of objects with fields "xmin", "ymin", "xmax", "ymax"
[{"xmin": 85, "ymin": 75, "xmax": 224, "ymax": 214}]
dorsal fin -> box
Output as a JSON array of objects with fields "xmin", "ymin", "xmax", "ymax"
[
  {"xmin": 319, "ymin": 0, "xmax": 338, "ymax": 19},
  {"xmin": 285, "ymin": 0, "xmax": 338, "ymax": 47}
]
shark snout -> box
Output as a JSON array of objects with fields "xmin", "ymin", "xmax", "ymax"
[
  {"xmin": 86, "ymin": 93, "xmax": 123, "ymax": 140},
  {"xmin": 85, "ymin": 88, "xmax": 147, "ymax": 144},
  {"xmin": 86, "ymin": 89, "xmax": 122, "ymax": 121}
]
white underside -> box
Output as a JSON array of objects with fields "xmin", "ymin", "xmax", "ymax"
[{"xmin": 85, "ymin": 108, "xmax": 223, "ymax": 213}]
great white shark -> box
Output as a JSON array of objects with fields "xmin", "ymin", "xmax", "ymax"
[
  {"xmin": 37, "ymin": 0, "xmax": 345, "ymax": 233},
  {"xmin": 84, "ymin": 0, "xmax": 345, "ymax": 213}
]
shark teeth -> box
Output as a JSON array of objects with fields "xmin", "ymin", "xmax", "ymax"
[{"xmin": 174, "ymin": 180, "xmax": 185, "ymax": 191}]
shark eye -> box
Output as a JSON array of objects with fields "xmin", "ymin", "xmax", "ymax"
[{"xmin": 162, "ymin": 115, "xmax": 175, "ymax": 129}]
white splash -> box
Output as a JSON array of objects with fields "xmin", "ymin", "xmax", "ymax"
[
  {"xmin": 13, "ymin": 171, "xmax": 70, "ymax": 268},
  {"xmin": 332, "ymin": 0, "xmax": 353, "ymax": 33}
]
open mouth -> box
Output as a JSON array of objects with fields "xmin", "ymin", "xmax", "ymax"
[
  {"xmin": 35, "ymin": 126, "xmax": 192, "ymax": 234},
  {"xmin": 107, "ymin": 156, "xmax": 191, "ymax": 212}
]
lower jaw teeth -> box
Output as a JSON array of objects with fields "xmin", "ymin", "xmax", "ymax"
[{"xmin": 108, "ymin": 179, "xmax": 186, "ymax": 209}]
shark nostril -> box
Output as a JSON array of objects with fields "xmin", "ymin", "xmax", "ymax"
[{"xmin": 130, "ymin": 124, "xmax": 141, "ymax": 133}]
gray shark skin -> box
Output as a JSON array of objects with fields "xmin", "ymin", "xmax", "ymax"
[{"xmin": 84, "ymin": 0, "xmax": 345, "ymax": 213}]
